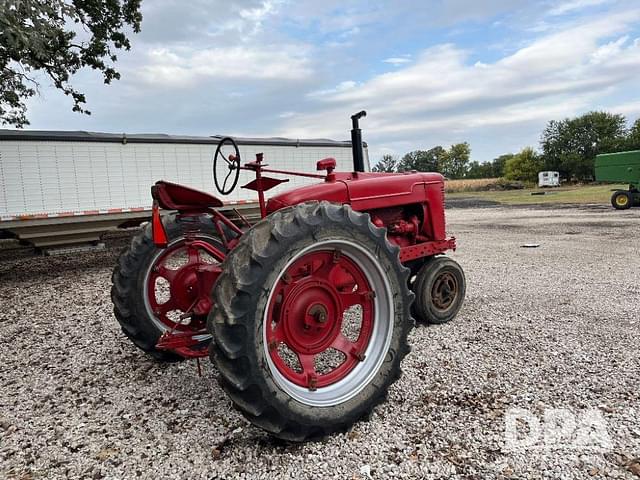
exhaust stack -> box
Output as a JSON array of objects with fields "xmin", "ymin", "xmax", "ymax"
[{"xmin": 350, "ymin": 110, "xmax": 367, "ymax": 173}]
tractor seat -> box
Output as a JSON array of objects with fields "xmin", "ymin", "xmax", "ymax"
[{"xmin": 152, "ymin": 180, "xmax": 223, "ymax": 210}]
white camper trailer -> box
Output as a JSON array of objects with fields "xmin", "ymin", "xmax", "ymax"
[
  {"xmin": 538, "ymin": 171, "xmax": 560, "ymax": 187},
  {"xmin": 0, "ymin": 130, "xmax": 367, "ymax": 248}
]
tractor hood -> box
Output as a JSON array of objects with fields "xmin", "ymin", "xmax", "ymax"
[{"xmin": 266, "ymin": 172, "xmax": 444, "ymax": 214}]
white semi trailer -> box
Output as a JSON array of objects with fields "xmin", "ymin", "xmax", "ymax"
[{"xmin": 0, "ymin": 130, "xmax": 368, "ymax": 249}]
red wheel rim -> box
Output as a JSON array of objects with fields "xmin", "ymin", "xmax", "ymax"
[
  {"xmin": 146, "ymin": 240, "xmax": 224, "ymax": 331},
  {"xmin": 265, "ymin": 250, "xmax": 375, "ymax": 389}
]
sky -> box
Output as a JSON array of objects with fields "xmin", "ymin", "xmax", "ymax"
[{"xmin": 24, "ymin": 0, "xmax": 640, "ymax": 165}]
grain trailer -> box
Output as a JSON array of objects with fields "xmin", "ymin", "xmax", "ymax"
[
  {"xmin": 595, "ymin": 150, "xmax": 640, "ymax": 209},
  {"xmin": 0, "ymin": 130, "xmax": 366, "ymax": 249}
]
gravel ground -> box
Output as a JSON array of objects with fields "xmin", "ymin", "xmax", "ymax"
[{"xmin": 1, "ymin": 204, "xmax": 639, "ymax": 479}]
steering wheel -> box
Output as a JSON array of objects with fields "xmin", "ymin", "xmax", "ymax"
[{"xmin": 213, "ymin": 137, "xmax": 241, "ymax": 195}]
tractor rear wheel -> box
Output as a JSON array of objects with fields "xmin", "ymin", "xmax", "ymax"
[
  {"xmin": 208, "ymin": 202, "xmax": 413, "ymax": 441},
  {"xmin": 412, "ymin": 256, "xmax": 465, "ymax": 324},
  {"xmin": 611, "ymin": 190, "xmax": 632, "ymax": 210},
  {"xmin": 111, "ymin": 214, "xmax": 225, "ymax": 361}
]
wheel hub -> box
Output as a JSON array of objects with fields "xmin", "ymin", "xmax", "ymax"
[
  {"xmin": 280, "ymin": 279, "xmax": 342, "ymax": 355},
  {"xmin": 170, "ymin": 266, "xmax": 200, "ymax": 311},
  {"xmin": 432, "ymin": 271, "xmax": 458, "ymax": 310}
]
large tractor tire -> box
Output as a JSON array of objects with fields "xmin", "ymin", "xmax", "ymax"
[
  {"xmin": 111, "ymin": 214, "xmax": 225, "ymax": 361},
  {"xmin": 412, "ymin": 256, "xmax": 465, "ymax": 324},
  {"xmin": 611, "ymin": 190, "xmax": 632, "ymax": 210},
  {"xmin": 208, "ymin": 202, "xmax": 413, "ymax": 441}
]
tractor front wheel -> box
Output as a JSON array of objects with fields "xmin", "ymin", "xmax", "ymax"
[
  {"xmin": 412, "ymin": 256, "xmax": 465, "ymax": 324},
  {"xmin": 611, "ymin": 190, "xmax": 632, "ymax": 210},
  {"xmin": 208, "ymin": 202, "xmax": 413, "ymax": 441}
]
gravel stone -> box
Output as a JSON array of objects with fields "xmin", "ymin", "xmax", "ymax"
[{"xmin": 0, "ymin": 205, "xmax": 638, "ymax": 479}]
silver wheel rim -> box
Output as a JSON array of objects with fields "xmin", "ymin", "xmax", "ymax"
[{"xmin": 262, "ymin": 239, "xmax": 394, "ymax": 407}]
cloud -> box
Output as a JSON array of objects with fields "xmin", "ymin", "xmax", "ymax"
[
  {"xmin": 279, "ymin": 9, "xmax": 640, "ymax": 159},
  {"xmin": 137, "ymin": 0, "xmax": 271, "ymax": 43},
  {"xmin": 590, "ymin": 35, "xmax": 630, "ymax": 63},
  {"xmin": 607, "ymin": 99, "xmax": 640, "ymax": 118},
  {"xmin": 383, "ymin": 56, "xmax": 412, "ymax": 66},
  {"xmin": 307, "ymin": 80, "xmax": 358, "ymax": 98},
  {"xmin": 22, "ymin": 0, "xmax": 640, "ymax": 165},
  {"xmin": 548, "ymin": 0, "xmax": 611, "ymax": 16},
  {"xmin": 135, "ymin": 44, "xmax": 313, "ymax": 88}
]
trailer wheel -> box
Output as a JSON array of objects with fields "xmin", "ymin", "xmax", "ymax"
[
  {"xmin": 412, "ymin": 256, "xmax": 465, "ymax": 324},
  {"xmin": 208, "ymin": 202, "xmax": 413, "ymax": 441},
  {"xmin": 611, "ymin": 191, "xmax": 632, "ymax": 210},
  {"xmin": 111, "ymin": 214, "xmax": 225, "ymax": 361}
]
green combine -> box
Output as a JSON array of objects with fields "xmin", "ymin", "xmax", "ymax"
[{"xmin": 595, "ymin": 150, "xmax": 640, "ymax": 209}]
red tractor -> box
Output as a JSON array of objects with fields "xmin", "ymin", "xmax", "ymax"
[{"xmin": 111, "ymin": 112, "xmax": 465, "ymax": 441}]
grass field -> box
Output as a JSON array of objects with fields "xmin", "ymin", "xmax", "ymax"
[
  {"xmin": 447, "ymin": 183, "xmax": 627, "ymax": 205},
  {"xmin": 445, "ymin": 178, "xmax": 502, "ymax": 193}
]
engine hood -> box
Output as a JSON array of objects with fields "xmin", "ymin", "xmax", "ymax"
[{"xmin": 266, "ymin": 171, "xmax": 444, "ymax": 214}]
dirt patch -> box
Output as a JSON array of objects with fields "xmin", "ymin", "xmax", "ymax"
[{"xmin": 446, "ymin": 197, "xmax": 501, "ymax": 209}]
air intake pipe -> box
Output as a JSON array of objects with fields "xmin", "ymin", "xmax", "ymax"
[{"xmin": 351, "ymin": 110, "xmax": 367, "ymax": 173}]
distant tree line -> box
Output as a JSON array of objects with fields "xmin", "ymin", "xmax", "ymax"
[
  {"xmin": 373, "ymin": 143, "xmax": 471, "ymax": 179},
  {"xmin": 372, "ymin": 111, "xmax": 640, "ymax": 183}
]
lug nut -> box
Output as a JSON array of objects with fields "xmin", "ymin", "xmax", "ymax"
[{"xmin": 308, "ymin": 377, "xmax": 317, "ymax": 391}]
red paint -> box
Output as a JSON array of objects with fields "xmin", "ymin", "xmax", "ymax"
[
  {"xmin": 266, "ymin": 181, "xmax": 349, "ymax": 213},
  {"xmin": 264, "ymin": 250, "xmax": 374, "ymax": 388},
  {"xmin": 244, "ymin": 153, "xmax": 268, "ymax": 217},
  {"xmin": 153, "ymin": 180, "xmax": 223, "ymax": 211},
  {"xmin": 156, "ymin": 330, "xmax": 210, "ymax": 358},
  {"xmin": 148, "ymin": 239, "xmax": 225, "ymax": 357},
  {"xmin": 151, "ymin": 202, "xmax": 168, "ymax": 248},
  {"xmin": 242, "ymin": 176, "xmax": 289, "ymax": 193},
  {"xmin": 316, "ymin": 157, "xmax": 336, "ymax": 174},
  {"xmin": 399, "ymin": 238, "xmax": 457, "ymax": 262},
  {"xmin": 266, "ymin": 171, "xmax": 449, "ymax": 253}
]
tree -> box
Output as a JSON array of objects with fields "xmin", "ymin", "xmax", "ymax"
[
  {"xmin": 490, "ymin": 153, "xmax": 513, "ymax": 178},
  {"xmin": 372, "ymin": 154, "xmax": 398, "ymax": 172},
  {"xmin": 440, "ymin": 142, "xmax": 470, "ymax": 179},
  {"xmin": 466, "ymin": 160, "xmax": 494, "ymax": 179},
  {"xmin": 0, "ymin": 0, "xmax": 143, "ymax": 127},
  {"xmin": 631, "ymin": 118, "xmax": 640, "ymax": 138},
  {"xmin": 504, "ymin": 147, "xmax": 543, "ymax": 183},
  {"xmin": 623, "ymin": 118, "xmax": 640, "ymax": 151},
  {"xmin": 465, "ymin": 161, "xmax": 490, "ymax": 179},
  {"xmin": 398, "ymin": 146, "xmax": 446, "ymax": 172},
  {"xmin": 465, "ymin": 153, "xmax": 512, "ymax": 179},
  {"xmin": 541, "ymin": 111, "xmax": 627, "ymax": 181}
]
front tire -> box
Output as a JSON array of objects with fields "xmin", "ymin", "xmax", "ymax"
[
  {"xmin": 412, "ymin": 256, "xmax": 465, "ymax": 324},
  {"xmin": 611, "ymin": 191, "xmax": 632, "ymax": 210},
  {"xmin": 208, "ymin": 202, "xmax": 413, "ymax": 441}
]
